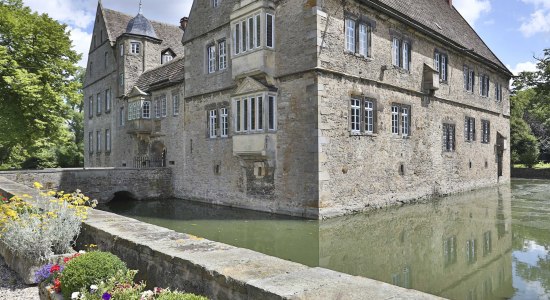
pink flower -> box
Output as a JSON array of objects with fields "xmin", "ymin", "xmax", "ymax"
[
  {"xmin": 53, "ymin": 278, "xmax": 61, "ymax": 293},
  {"xmin": 50, "ymin": 265, "xmax": 61, "ymax": 273}
]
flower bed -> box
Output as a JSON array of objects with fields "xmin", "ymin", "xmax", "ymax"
[
  {"xmin": 36, "ymin": 251, "xmax": 208, "ymax": 300},
  {"xmin": 0, "ymin": 183, "xmax": 96, "ymax": 284}
]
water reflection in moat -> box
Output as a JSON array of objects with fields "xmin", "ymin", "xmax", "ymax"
[{"xmin": 102, "ymin": 179, "xmax": 550, "ymax": 299}]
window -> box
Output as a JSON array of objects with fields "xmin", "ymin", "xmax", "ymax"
[
  {"xmin": 344, "ymin": 18, "xmax": 372, "ymax": 57},
  {"xmin": 207, "ymin": 45, "xmax": 216, "ymax": 73},
  {"xmin": 350, "ymin": 98, "xmax": 376, "ymax": 135},
  {"xmin": 219, "ymin": 40, "xmax": 227, "ymax": 70},
  {"xmin": 234, "ymin": 94, "xmax": 276, "ymax": 133},
  {"xmin": 104, "ymin": 52, "xmax": 108, "ymax": 69},
  {"xmin": 434, "ymin": 51, "xmax": 448, "ymax": 82},
  {"xmin": 88, "ymin": 96, "xmax": 93, "ymax": 118},
  {"xmin": 105, "ymin": 129, "xmax": 111, "ymax": 153},
  {"xmin": 495, "ymin": 83, "xmax": 503, "ymax": 102},
  {"xmin": 464, "ymin": 66, "xmax": 475, "ymax": 92},
  {"xmin": 154, "ymin": 98, "xmax": 160, "ymax": 118},
  {"xmin": 443, "ymin": 236, "xmax": 457, "ymax": 267},
  {"xmin": 220, "ymin": 108, "xmax": 228, "ymax": 137},
  {"xmin": 443, "ymin": 123, "xmax": 455, "ymax": 152},
  {"xmin": 120, "ymin": 107, "xmax": 125, "ymax": 126},
  {"xmin": 142, "ymin": 101, "xmax": 151, "ymax": 119},
  {"xmin": 96, "ymin": 93, "xmax": 102, "ymax": 115},
  {"xmin": 483, "ymin": 231, "xmax": 492, "ymax": 256},
  {"xmin": 480, "ymin": 74, "xmax": 490, "ymax": 97},
  {"xmin": 392, "ymin": 37, "xmax": 411, "ymax": 71},
  {"xmin": 391, "ymin": 104, "xmax": 410, "ymax": 137},
  {"xmin": 464, "ymin": 117, "xmax": 476, "ymax": 142},
  {"xmin": 173, "ymin": 94, "xmax": 180, "ymax": 116},
  {"xmin": 96, "ymin": 131, "xmax": 102, "ymax": 153},
  {"xmin": 162, "ymin": 52, "xmax": 173, "ymax": 64},
  {"xmin": 266, "ymin": 13, "xmax": 274, "ymax": 48},
  {"xmin": 481, "ymin": 120, "xmax": 490, "ymax": 143},
  {"xmin": 161, "ymin": 95, "xmax": 167, "ymax": 117},
  {"xmin": 120, "ymin": 44, "xmax": 124, "ymax": 57},
  {"xmin": 105, "ymin": 89, "xmax": 111, "ymax": 112},
  {"xmin": 88, "ymin": 132, "xmax": 93, "ymax": 154},
  {"xmin": 234, "ymin": 13, "xmax": 274, "ymax": 55},
  {"xmin": 212, "ymin": 0, "xmax": 220, "ymax": 8},
  {"xmin": 119, "ymin": 73, "xmax": 124, "ymax": 87},
  {"xmin": 466, "ymin": 239, "xmax": 477, "ymax": 264},
  {"xmin": 130, "ymin": 42, "xmax": 140, "ymax": 54},
  {"xmin": 345, "ymin": 19, "xmax": 355, "ymax": 53},
  {"xmin": 209, "ymin": 110, "xmax": 218, "ymax": 138}
]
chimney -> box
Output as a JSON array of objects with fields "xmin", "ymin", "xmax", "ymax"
[{"xmin": 180, "ymin": 17, "xmax": 189, "ymax": 31}]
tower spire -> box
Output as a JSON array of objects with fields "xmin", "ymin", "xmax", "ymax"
[{"xmin": 138, "ymin": 0, "xmax": 142, "ymax": 15}]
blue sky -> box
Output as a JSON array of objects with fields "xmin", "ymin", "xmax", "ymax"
[{"xmin": 22, "ymin": 0, "xmax": 549, "ymax": 75}]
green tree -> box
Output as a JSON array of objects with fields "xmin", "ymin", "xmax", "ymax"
[
  {"xmin": 511, "ymin": 89, "xmax": 541, "ymax": 166},
  {"xmin": 0, "ymin": 0, "xmax": 81, "ymax": 168}
]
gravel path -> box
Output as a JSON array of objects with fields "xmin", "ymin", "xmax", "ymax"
[{"xmin": 0, "ymin": 256, "xmax": 39, "ymax": 299}]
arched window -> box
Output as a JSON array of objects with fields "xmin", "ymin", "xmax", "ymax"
[{"xmin": 161, "ymin": 49, "xmax": 174, "ymax": 64}]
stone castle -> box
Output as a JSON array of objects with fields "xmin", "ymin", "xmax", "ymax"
[{"xmin": 84, "ymin": 0, "xmax": 512, "ymax": 219}]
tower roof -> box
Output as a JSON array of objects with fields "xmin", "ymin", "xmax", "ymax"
[{"xmin": 126, "ymin": 13, "xmax": 158, "ymax": 39}]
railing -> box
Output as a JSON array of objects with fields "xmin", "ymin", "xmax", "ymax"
[{"xmin": 133, "ymin": 156, "xmax": 166, "ymax": 168}]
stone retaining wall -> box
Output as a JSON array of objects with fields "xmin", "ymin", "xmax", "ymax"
[
  {"xmin": 0, "ymin": 168, "xmax": 172, "ymax": 203},
  {"xmin": 0, "ymin": 176, "xmax": 441, "ymax": 300},
  {"xmin": 511, "ymin": 168, "xmax": 550, "ymax": 180}
]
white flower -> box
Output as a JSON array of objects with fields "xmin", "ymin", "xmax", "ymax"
[
  {"xmin": 78, "ymin": 250, "xmax": 86, "ymax": 254},
  {"xmin": 71, "ymin": 292, "xmax": 81, "ymax": 299},
  {"xmin": 141, "ymin": 290, "xmax": 154, "ymax": 299},
  {"xmin": 90, "ymin": 284, "xmax": 98, "ymax": 293}
]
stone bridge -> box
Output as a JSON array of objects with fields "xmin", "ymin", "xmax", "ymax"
[{"xmin": 0, "ymin": 168, "xmax": 172, "ymax": 203}]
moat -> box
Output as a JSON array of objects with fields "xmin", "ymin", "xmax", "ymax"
[{"xmin": 102, "ymin": 179, "xmax": 550, "ymax": 299}]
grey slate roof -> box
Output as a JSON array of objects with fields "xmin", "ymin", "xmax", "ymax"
[
  {"xmin": 365, "ymin": 0, "xmax": 509, "ymax": 74},
  {"xmin": 126, "ymin": 13, "xmax": 158, "ymax": 39},
  {"xmin": 102, "ymin": 7, "xmax": 184, "ymax": 56},
  {"xmin": 134, "ymin": 56, "xmax": 185, "ymax": 92}
]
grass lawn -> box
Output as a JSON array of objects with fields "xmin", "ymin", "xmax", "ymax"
[{"xmin": 513, "ymin": 162, "xmax": 550, "ymax": 169}]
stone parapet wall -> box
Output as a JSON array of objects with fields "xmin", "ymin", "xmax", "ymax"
[
  {"xmin": 0, "ymin": 168, "xmax": 172, "ymax": 203},
  {"xmin": 511, "ymin": 168, "xmax": 550, "ymax": 180}
]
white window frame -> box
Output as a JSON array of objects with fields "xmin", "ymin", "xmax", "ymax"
[
  {"xmin": 173, "ymin": 94, "xmax": 180, "ymax": 116},
  {"xmin": 209, "ymin": 109, "xmax": 218, "ymax": 138},
  {"xmin": 120, "ymin": 44, "xmax": 124, "ymax": 57},
  {"xmin": 435, "ymin": 51, "xmax": 448, "ymax": 82},
  {"xmin": 220, "ymin": 107, "xmax": 229, "ymax": 137},
  {"xmin": 96, "ymin": 131, "xmax": 102, "ymax": 153},
  {"xmin": 350, "ymin": 98, "xmax": 361, "ymax": 134},
  {"xmin": 208, "ymin": 45, "xmax": 216, "ymax": 74},
  {"xmin": 142, "ymin": 101, "xmax": 151, "ymax": 119},
  {"xmin": 105, "ymin": 129, "xmax": 111, "ymax": 153},
  {"xmin": 443, "ymin": 123, "xmax": 456, "ymax": 152},
  {"xmin": 358, "ymin": 23, "xmax": 370, "ymax": 57},
  {"xmin": 391, "ymin": 105, "xmax": 399, "ymax": 135},
  {"xmin": 130, "ymin": 42, "xmax": 140, "ymax": 54},
  {"xmin": 481, "ymin": 120, "xmax": 490, "ymax": 144},
  {"xmin": 266, "ymin": 13, "xmax": 275, "ymax": 48},
  {"xmin": 464, "ymin": 116, "xmax": 476, "ymax": 142},
  {"xmin": 235, "ymin": 23, "xmax": 241, "ymax": 54},
  {"xmin": 96, "ymin": 93, "xmax": 102, "ymax": 115},
  {"xmin": 402, "ymin": 41, "xmax": 410, "ymax": 71},
  {"xmin": 105, "ymin": 89, "xmax": 111, "ymax": 112},
  {"xmin": 154, "ymin": 98, "xmax": 160, "ymax": 118},
  {"xmin": 119, "ymin": 73, "xmax": 124, "ymax": 88},
  {"xmin": 161, "ymin": 95, "xmax": 167, "ymax": 117},
  {"xmin": 364, "ymin": 99, "xmax": 374, "ymax": 134},
  {"xmin": 401, "ymin": 106, "xmax": 409, "ymax": 137},
  {"xmin": 234, "ymin": 93, "xmax": 276, "ymax": 133},
  {"xmin": 392, "ymin": 38, "xmax": 401, "ymax": 67},
  {"xmin": 495, "ymin": 83, "xmax": 502, "ymax": 102},
  {"xmin": 480, "ymin": 74, "xmax": 490, "ymax": 97},
  {"xmin": 88, "ymin": 132, "xmax": 93, "ymax": 154},
  {"xmin": 162, "ymin": 52, "xmax": 173, "ymax": 64},
  {"xmin": 219, "ymin": 40, "xmax": 227, "ymax": 70},
  {"xmin": 391, "ymin": 104, "xmax": 411, "ymax": 137},
  {"xmin": 345, "ymin": 19, "xmax": 356, "ymax": 53}
]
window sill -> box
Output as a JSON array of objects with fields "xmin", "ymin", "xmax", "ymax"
[
  {"xmin": 349, "ymin": 132, "xmax": 377, "ymax": 137},
  {"xmin": 343, "ymin": 51, "xmax": 373, "ymax": 61}
]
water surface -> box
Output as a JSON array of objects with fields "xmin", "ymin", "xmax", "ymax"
[{"xmin": 103, "ymin": 179, "xmax": 550, "ymax": 299}]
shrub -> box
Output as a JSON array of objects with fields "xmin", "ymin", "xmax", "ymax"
[
  {"xmin": 60, "ymin": 251, "xmax": 128, "ymax": 299},
  {"xmin": 0, "ymin": 185, "xmax": 96, "ymax": 260},
  {"xmin": 156, "ymin": 291, "xmax": 208, "ymax": 300}
]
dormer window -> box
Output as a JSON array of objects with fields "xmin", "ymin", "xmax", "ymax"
[
  {"xmin": 130, "ymin": 42, "xmax": 141, "ymax": 54},
  {"xmin": 212, "ymin": 0, "xmax": 220, "ymax": 8},
  {"xmin": 161, "ymin": 49, "xmax": 175, "ymax": 64}
]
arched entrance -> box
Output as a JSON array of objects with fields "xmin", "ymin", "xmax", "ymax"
[{"xmin": 150, "ymin": 141, "xmax": 166, "ymax": 167}]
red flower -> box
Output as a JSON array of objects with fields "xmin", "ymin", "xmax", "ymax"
[
  {"xmin": 64, "ymin": 253, "xmax": 81, "ymax": 264},
  {"xmin": 1, "ymin": 197, "xmax": 7, "ymax": 202},
  {"xmin": 53, "ymin": 278, "xmax": 61, "ymax": 293},
  {"xmin": 50, "ymin": 265, "xmax": 61, "ymax": 273}
]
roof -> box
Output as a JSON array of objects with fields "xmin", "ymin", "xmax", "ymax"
[
  {"xmin": 102, "ymin": 7, "xmax": 184, "ymax": 56},
  {"xmin": 134, "ymin": 56, "xmax": 185, "ymax": 92},
  {"xmin": 365, "ymin": 0, "xmax": 510, "ymax": 75},
  {"xmin": 126, "ymin": 13, "xmax": 158, "ymax": 39}
]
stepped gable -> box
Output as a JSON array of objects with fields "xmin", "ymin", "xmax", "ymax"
[{"xmin": 135, "ymin": 56, "xmax": 185, "ymax": 92}]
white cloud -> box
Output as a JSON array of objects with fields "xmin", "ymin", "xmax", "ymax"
[
  {"xmin": 522, "ymin": 0, "xmax": 550, "ymax": 9},
  {"xmin": 506, "ymin": 61, "xmax": 538, "ymax": 75},
  {"xmin": 23, "ymin": 0, "xmax": 95, "ymax": 29},
  {"xmin": 453, "ymin": 0, "xmax": 492, "ymax": 27},
  {"xmin": 67, "ymin": 27, "xmax": 92, "ymax": 68},
  {"xmin": 520, "ymin": 10, "xmax": 550, "ymax": 37}
]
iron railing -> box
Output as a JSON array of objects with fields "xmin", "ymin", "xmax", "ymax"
[{"xmin": 133, "ymin": 155, "xmax": 166, "ymax": 168}]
